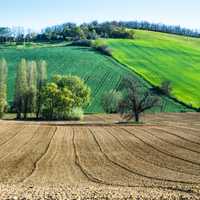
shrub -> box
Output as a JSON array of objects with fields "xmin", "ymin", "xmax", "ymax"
[
  {"xmin": 65, "ymin": 107, "xmax": 84, "ymax": 120},
  {"xmin": 101, "ymin": 90, "xmax": 122, "ymax": 113},
  {"xmin": 92, "ymin": 39, "xmax": 112, "ymax": 56},
  {"xmin": 160, "ymin": 80, "xmax": 172, "ymax": 95},
  {"xmin": 71, "ymin": 39, "xmax": 92, "ymax": 47},
  {"xmin": 110, "ymin": 28, "xmax": 135, "ymax": 39}
]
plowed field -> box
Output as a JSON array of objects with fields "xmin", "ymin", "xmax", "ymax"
[{"xmin": 0, "ymin": 113, "xmax": 199, "ymax": 199}]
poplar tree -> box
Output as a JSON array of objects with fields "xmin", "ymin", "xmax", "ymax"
[
  {"xmin": 36, "ymin": 60, "xmax": 47, "ymax": 118},
  {"xmin": 14, "ymin": 59, "xmax": 28, "ymax": 119},
  {"xmin": 26, "ymin": 61, "xmax": 37, "ymax": 116},
  {"xmin": 0, "ymin": 58, "xmax": 8, "ymax": 118}
]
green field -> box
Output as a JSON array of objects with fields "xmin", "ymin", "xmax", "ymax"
[
  {"xmin": 107, "ymin": 30, "xmax": 200, "ymax": 108},
  {"xmin": 0, "ymin": 43, "xmax": 191, "ymax": 113}
]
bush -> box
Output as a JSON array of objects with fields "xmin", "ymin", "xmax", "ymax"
[
  {"xmin": 72, "ymin": 39, "xmax": 112, "ymax": 56},
  {"xmin": 65, "ymin": 107, "xmax": 84, "ymax": 120},
  {"xmin": 101, "ymin": 90, "xmax": 122, "ymax": 113},
  {"xmin": 71, "ymin": 39, "xmax": 92, "ymax": 47},
  {"xmin": 92, "ymin": 39, "xmax": 112, "ymax": 56},
  {"xmin": 110, "ymin": 28, "xmax": 135, "ymax": 39},
  {"xmin": 160, "ymin": 80, "xmax": 172, "ymax": 95}
]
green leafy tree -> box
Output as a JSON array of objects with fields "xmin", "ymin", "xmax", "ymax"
[
  {"xmin": 26, "ymin": 61, "xmax": 37, "ymax": 115},
  {"xmin": 41, "ymin": 75, "xmax": 91, "ymax": 120},
  {"xmin": 41, "ymin": 83, "xmax": 74, "ymax": 120},
  {"xmin": 36, "ymin": 60, "xmax": 47, "ymax": 118},
  {"xmin": 14, "ymin": 59, "xmax": 28, "ymax": 119},
  {"xmin": 73, "ymin": 27, "xmax": 86, "ymax": 40},
  {"xmin": 0, "ymin": 58, "xmax": 8, "ymax": 118},
  {"xmin": 52, "ymin": 75, "xmax": 91, "ymax": 108}
]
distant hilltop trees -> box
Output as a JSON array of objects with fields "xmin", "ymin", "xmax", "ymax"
[
  {"xmin": 1, "ymin": 20, "xmax": 199, "ymax": 44},
  {"xmin": 119, "ymin": 21, "xmax": 200, "ymax": 38}
]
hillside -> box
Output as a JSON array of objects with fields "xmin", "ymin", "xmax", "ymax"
[
  {"xmin": 0, "ymin": 43, "xmax": 190, "ymax": 113},
  {"xmin": 107, "ymin": 30, "xmax": 200, "ymax": 109}
]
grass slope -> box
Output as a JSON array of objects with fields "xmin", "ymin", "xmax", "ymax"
[
  {"xmin": 107, "ymin": 30, "xmax": 200, "ymax": 108},
  {"xmin": 0, "ymin": 43, "xmax": 189, "ymax": 113}
]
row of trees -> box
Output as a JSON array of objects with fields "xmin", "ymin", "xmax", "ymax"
[
  {"xmin": 14, "ymin": 59, "xmax": 47, "ymax": 119},
  {"xmin": 0, "ymin": 27, "xmax": 36, "ymax": 44},
  {"xmin": 43, "ymin": 21, "xmax": 200, "ymax": 40},
  {"xmin": 1, "ymin": 21, "xmax": 199, "ymax": 44},
  {"xmin": 0, "ymin": 58, "xmax": 91, "ymax": 120},
  {"xmin": 0, "ymin": 23, "xmax": 134, "ymax": 44},
  {"xmin": 119, "ymin": 21, "xmax": 200, "ymax": 38},
  {"xmin": 40, "ymin": 21, "xmax": 200, "ymax": 42},
  {"xmin": 41, "ymin": 21, "xmax": 200, "ymax": 41},
  {"xmin": 42, "ymin": 22, "xmax": 135, "ymax": 41}
]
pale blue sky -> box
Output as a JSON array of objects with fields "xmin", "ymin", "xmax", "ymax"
[{"xmin": 0, "ymin": 0, "xmax": 199, "ymax": 31}]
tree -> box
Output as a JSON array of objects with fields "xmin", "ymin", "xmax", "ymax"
[
  {"xmin": 52, "ymin": 75, "xmax": 91, "ymax": 108},
  {"xmin": 118, "ymin": 77, "xmax": 160, "ymax": 122},
  {"xmin": 101, "ymin": 90, "xmax": 122, "ymax": 113},
  {"xmin": 26, "ymin": 61, "xmax": 37, "ymax": 116},
  {"xmin": 41, "ymin": 75, "xmax": 91, "ymax": 120},
  {"xmin": 13, "ymin": 59, "xmax": 28, "ymax": 119},
  {"xmin": 0, "ymin": 58, "xmax": 8, "ymax": 118},
  {"xmin": 36, "ymin": 60, "xmax": 47, "ymax": 119},
  {"xmin": 41, "ymin": 83, "xmax": 74, "ymax": 120}
]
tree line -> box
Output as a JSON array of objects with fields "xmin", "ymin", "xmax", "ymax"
[
  {"xmin": 1, "ymin": 21, "xmax": 199, "ymax": 44},
  {"xmin": 0, "ymin": 58, "xmax": 91, "ymax": 120},
  {"xmin": 119, "ymin": 21, "xmax": 200, "ymax": 38}
]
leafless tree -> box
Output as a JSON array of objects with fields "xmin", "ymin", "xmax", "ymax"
[{"xmin": 118, "ymin": 77, "xmax": 160, "ymax": 122}]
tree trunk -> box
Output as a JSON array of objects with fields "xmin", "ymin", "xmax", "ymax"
[
  {"xmin": 134, "ymin": 112, "xmax": 140, "ymax": 122},
  {"xmin": 36, "ymin": 95, "xmax": 41, "ymax": 119},
  {"xmin": 17, "ymin": 112, "xmax": 21, "ymax": 120}
]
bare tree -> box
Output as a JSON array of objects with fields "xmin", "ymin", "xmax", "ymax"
[{"xmin": 118, "ymin": 77, "xmax": 160, "ymax": 122}]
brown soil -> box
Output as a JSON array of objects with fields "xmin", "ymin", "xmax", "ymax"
[{"xmin": 0, "ymin": 112, "xmax": 199, "ymax": 199}]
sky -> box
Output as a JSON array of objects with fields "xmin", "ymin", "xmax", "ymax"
[{"xmin": 0, "ymin": 0, "xmax": 199, "ymax": 31}]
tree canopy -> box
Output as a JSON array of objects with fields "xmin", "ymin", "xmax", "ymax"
[{"xmin": 41, "ymin": 75, "xmax": 91, "ymax": 120}]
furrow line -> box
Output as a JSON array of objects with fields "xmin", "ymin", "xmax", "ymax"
[
  {"xmin": 0, "ymin": 126, "xmax": 25, "ymax": 147},
  {"xmin": 72, "ymin": 127, "xmax": 107, "ymax": 184},
  {"xmin": 0, "ymin": 126, "xmax": 39, "ymax": 161},
  {"xmin": 105, "ymin": 127, "xmax": 199, "ymax": 176},
  {"xmin": 21, "ymin": 126, "xmax": 57, "ymax": 183},
  {"xmin": 143, "ymin": 128, "xmax": 200, "ymax": 154},
  {"xmin": 121, "ymin": 127, "xmax": 200, "ymax": 167},
  {"xmin": 88, "ymin": 128, "xmax": 198, "ymax": 185}
]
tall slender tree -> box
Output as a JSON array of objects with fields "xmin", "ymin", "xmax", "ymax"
[
  {"xmin": 36, "ymin": 60, "xmax": 47, "ymax": 118},
  {"xmin": 0, "ymin": 58, "xmax": 8, "ymax": 118},
  {"xmin": 26, "ymin": 61, "xmax": 37, "ymax": 116},
  {"xmin": 14, "ymin": 59, "xmax": 28, "ymax": 119}
]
